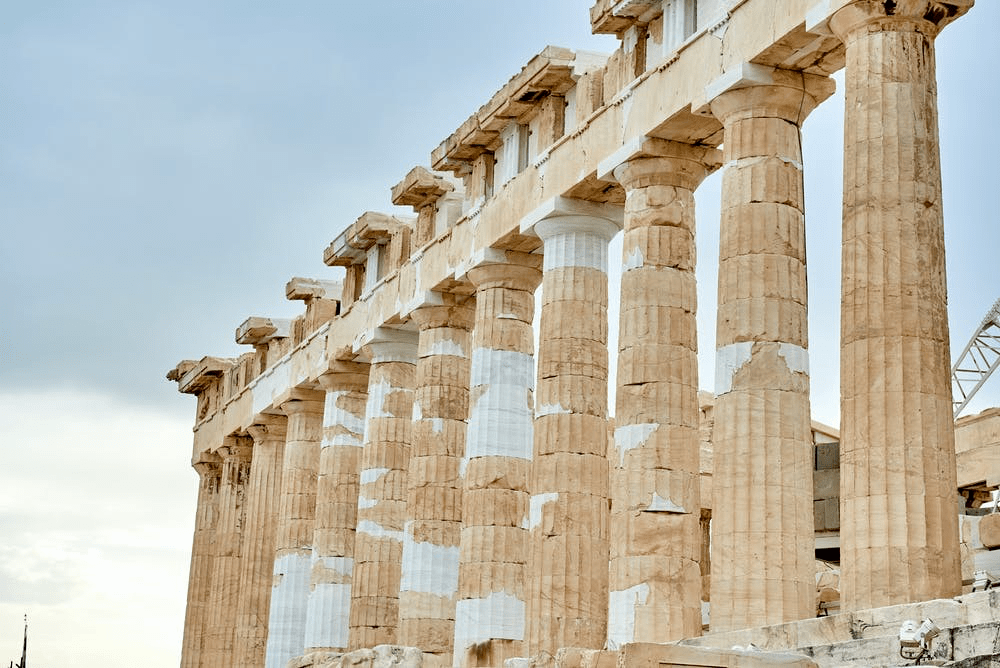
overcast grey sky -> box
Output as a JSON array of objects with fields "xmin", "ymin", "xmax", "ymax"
[{"xmin": 1, "ymin": 2, "xmax": 997, "ymax": 666}]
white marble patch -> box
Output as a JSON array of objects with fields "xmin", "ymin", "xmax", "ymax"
[
  {"xmin": 356, "ymin": 519, "xmax": 403, "ymax": 542},
  {"xmin": 453, "ymin": 591, "xmax": 526, "ymax": 660},
  {"xmin": 265, "ymin": 552, "xmax": 311, "ymax": 668},
  {"xmin": 400, "ymin": 525, "xmax": 460, "ymax": 597},
  {"xmin": 359, "ymin": 467, "xmax": 390, "ymax": 485},
  {"xmin": 614, "ymin": 423, "xmax": 659, "ymax": 468},
  {"xmin": 607, "ymin": 582, "xmax": 650, "ymax": 649},
  {"xmin": 714, "ymin": 341, "xmax": 753, "ymax": 395},
  {"xmin": 777, "ymin": 342, "xmax": 810, "ymax": 375},
  {"xmin": 525, "ymin": 492, "xmax": 559, "ymax": 530},
  {"xmin": 428, "ymin": 338, "xmax": 468, "ymax": 358}
]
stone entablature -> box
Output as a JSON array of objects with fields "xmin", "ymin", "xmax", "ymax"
[
  {"xmin": 174, "ymin": 0, "xmax": 866, "ymax": 448},
  {"xmin": 168, "ymin": 0, "xmax": 990, "ymax": 666}
]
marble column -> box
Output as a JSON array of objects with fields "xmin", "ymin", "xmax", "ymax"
[
  {"xmin": 398, "ymin": 298, "xmax": 474, "ymax": 660},
  {"xmin": 264, "ymin": 392, "xmax": 325, "ymax": 668},
  {"xmin": 181, "ymin": 454, "xmax": 221, "ymax": 668},
  {"xmin": 829, "ymin": 0, "xmax": 969, "ymax": 611},
  {"xmin": 522, "ymin": 201, "xmax": 621, "ymax": 654},
  {"xmin": 601, "ymin": 140, "xmax": 721, "ymax": 646},
  {"xmin": 708, "ymin": 69, "xmax": 833, "ymax": 632},
  {"xmin": 453, "ymin": 254, "xmax": 541, "ymax": 668},
  {"xmin": 303, "ymin": 362, "xmax": 370, "ymax": 653},
  {"xmin": 204, "ymin": 437, "xmax": 253, "ymax": 668},
  {"xmin": 233, "ymin": 416, "xmax": 287, "ymax": 668},
  {"xmin": 348, "ymin": 329, "xmax": 418, "ymax": 649}
]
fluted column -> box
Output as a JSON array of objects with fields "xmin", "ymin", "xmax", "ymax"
[
  {"xmin": 348, "ymin": 329, "xmax": 418, "ymax": 649},
  {"xmin": 522, "ymin": 202, "xmax": 621, "ymax": 654},
  {"xmin": 399, "ymin": 298, "xmax": 474, "ymax": 659},
  {"xmin": 233, "ymin": 417, "xmax": 287, "ymax": 668},
  {"xmin": 204, "ymin": 438, "xmax": 254, "ymax": 668},
  {"xmin": 453, "ymin": 256, "xmax": 541, "ymax": 668},
  {"xmin": 181, "ymin": 455, "xmax": 221, "ymax": 668},
  {"xmin": 829, "ymin": 0, "xmax": 968, "ymax": 611},
  {"xmin": 303, "ymin": 361, "xmax": 370, "ymax": 653},
  {"xmin": 264, "ymin": 393, "xmax": 325, "ymax": 668},
  {"xmin": 601, "ymin": 140, "xmax": 721, "ymax": 646},
  {"xmin": 708, "ymin": 69, "xmax": 833, "ymax": 632}
]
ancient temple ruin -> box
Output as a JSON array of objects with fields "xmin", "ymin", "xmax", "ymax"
[{"xmin": 168, "ymin": 1, "xmax": 1000, "ymax": 667}]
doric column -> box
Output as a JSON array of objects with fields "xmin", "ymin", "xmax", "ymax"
[
  {"xmin": 398, "ymin": 297, "xmax": 474, "ymax": 659},
  {"xmin": 453, "ymin": 253, "xmax": 541, "ymax": 668},
  {"xmin": 264, "ymin": 392, "xmax": 325, "ymax": 668},
  {"xmin": 521, "ymin": 198, "xmax": 621, "ymax": 654},
  {"xmin": 303, "ymin": 360, "xmax": 370, "ymax": 653},
  {"xmin": 708, "ymin": 67, "xmax": 833, "ymax": 632},
  {"xmin": 233, "ymin": 416, "xmax": 287, "ymax": 668},
  {"xmin": 181, "ymin": 454, "xmax": 221, "ymax": 668},
  {"xmin": 598, "ymin": 139, "xmax": 721, "ymax": 646},
  {"xmin": 203, "ymin": 437, "xmax": 254, "ymax": 668},
  {"xmin": 829, "ymin": 0, "xmax": 969, "ymax": 611},
  {"xmin": 348, "ymin": 329, "xmax": 418, "ymax": 649}
]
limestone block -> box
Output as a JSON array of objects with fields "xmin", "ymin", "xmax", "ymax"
[
  {"xmin": 979, "ymin": 514, "xmax": 1000, "ymax": 550},
  {"xmin": 619, "ymin": 642, "xmax": 818, "ymax": 667},
  {"xmin": 814, "ymin": 442, "xmax": 838, "ymax": 471}
]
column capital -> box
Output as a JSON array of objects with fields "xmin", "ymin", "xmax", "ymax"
[
  {"xmin": 247, "ymin": 415, "xmax": 287, "ymax": 443},
  {"xmin": 519, "ymin": 196, "xmax": 623, "ymax": 239},
  {"xmin": 696, "ymin": 63, "xmax": 835, "ymax": 126},
  {"xmin": 217, "ymin": 435, "xmax": 253, "ymax": 462},
  {"xmin": 828, "ymin": 0, "xmax": 972, "ymax": 40},
  {"xmin": 235, "ymin": 316, "xmax": 292, "ymax": 346},
  {"xmin": 279, "ymin": 389, "xmax": 326, "ymax": 416},
  {"xmin": 467, "ymin": 261, "xmax": 542, "ymax": 294},
  {"xmin": 355, "ymin": 326, "xmax": 419, "ymax": 364},
  {"xmin": 318, "ymin": 358, "xmax": 371, "ymax": 393},
  {"xmin": 454, "ymin": 247, "xmax": 542, "ymax": 287},
  {"xmin": 409, "ymin": 298, "xmax": 475, "ymax": 332},
  {"xmin": 192, "ymin": 453, "xmax": 221, "ymax": 477},
  {"xmin": 598, "ymin": 137, "xmax": 722, "ymax": 192}
]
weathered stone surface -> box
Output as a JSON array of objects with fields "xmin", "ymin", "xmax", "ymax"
[
  {"xmin": 168, "ymin": 1, "xmax": 988, "ymax": 665},
  {"xmin": 831, "ymin": 0, "xmax": 967, "ymax": 612},
  {"xmin": 709, "ymin": 73, "xmax": 832, "ymax": 633}
]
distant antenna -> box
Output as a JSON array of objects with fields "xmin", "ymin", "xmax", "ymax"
[
  {"xmin": 953, "ymin": 298, "xmax": 1000, "ymax": 417},
  {"xmin": 17, "ymin": 614, "xmax": 26, "ymax": 668}
]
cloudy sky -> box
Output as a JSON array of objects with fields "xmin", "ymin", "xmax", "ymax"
[{"xmin": 1, "ymin": 2, "xmax": 997, "ymax": 666}]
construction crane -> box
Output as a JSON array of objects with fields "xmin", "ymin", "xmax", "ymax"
[{"xmin": 952, "ymin": 297, "xmax": 1000, "ymax": 417}]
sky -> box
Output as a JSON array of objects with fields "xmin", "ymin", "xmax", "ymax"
[{"xmin": 1, "ymin": 2, "xmax": 998, "ymax": 666}]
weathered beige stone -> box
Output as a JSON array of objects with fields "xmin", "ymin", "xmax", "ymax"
[
  {"xmin": 978, "ymin": 514, "xmax": 1000, "ymax": 550},
  {"xmin": 454, "ymin": 259, "xmax": 541, "ymax": 668},
  {"xmin": 708, "ymin": 71, "xmax": 832, "ymax": 633},
  {"xmin": 830, "ymin": 0, "xmax": 969, "ymax": 612},
  {"xmin": 168, "ymin": 0, "xmax": 990, "ymax": 663},
  {"xmin": 180, "ymin": 455, "xmax": 221, "ymax": 668},
  {"xmin": 302, "ymin": 363, "xmax": 370, "ymax": 654},
  {"xmin": 349, "ymin": 332, "xmax": 418, "ymax": 649},
  {"xmin": 233, "ymin": 417, "xmax": 287, "ymax": 668},
  {"xmin": 524, "ymin": 204, "xmax": 620, "ymax": 655},
  {"xmin": 605, "ymin": 140, "xmax": 720, "ymax": 646},
  {"xmin": 620, "ymin": 642, "xmax": 817, "ymax": 668},
  {"xmin": 265, "ymin": 393, "xmax": 326, "ymax": 668},
  {"xmin": 399, "ymin": 299, "xmax": 474, "ymax": 659},
  {"xmin": 203, "ymin": 437, "xmax": 253, "ymax": 668},
  {"xmin": 956, "ymin": 408, "xmax": 1000, "ymax": 492}
]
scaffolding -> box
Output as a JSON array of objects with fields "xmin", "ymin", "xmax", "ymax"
[{"xmin": 953, "ymin": 297, "xmax": 1000, "ymax": 417}]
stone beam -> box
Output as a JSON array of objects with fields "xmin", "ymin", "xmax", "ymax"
[
  {"xmin": 175, "ymin": 356, "xmax": 235, "ymax": 395},
  {"xmin": 236, "ymin": 317, "xmax": 293, "ymax": 346},
  {"xmin": 181, "ymin": 0, "xmax": 919, "ymax": 489},
  {"xmin": 286, "ymin": 277, "xmax": 343, "ymax": 303}
]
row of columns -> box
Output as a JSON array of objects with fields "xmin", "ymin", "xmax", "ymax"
[{"xmin": 179, "ymin": 2, "xmax": 964, "ymax": 664}]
